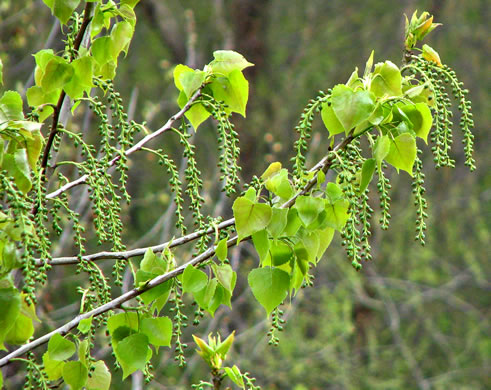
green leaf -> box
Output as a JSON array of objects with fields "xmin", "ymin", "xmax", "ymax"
[
  {"xmin": 373, "ymin": 135, "xmax": 391, "ymax": 169},
  {"xmin": 86, "ymin": 360, "xmax": 111, "ymax": 390},
  {"xmin": 331, "ymin": 84, "xmax": 376, "ymax": 133},
  {"xmin": 215, "ymin": 238, "xmax": 228, "ymax": 262},
  {"xmin": 316, "ymin": 227, "xmax": 335, "ymax": 260},
  {"xmin": 294, "ymin": 196, "xmax": 325, "ymax": 227},
  {"xmin": 284, "ymin": 208, "xmax": 302, "ymax": 236},
  {"xmin": 267, "ymin": 207, "xmax": 288, "ymax": 239},
  {"xmin": 264, "ymin": 169, "xmax": 293, "ymax": 200},
  {"xmin": 0, "ymin": 91, "xmax": 24, "ymax": 122},
  {"xmin": 107, "ymin": 312, "xmax": 139, "ymax": 335},
  {"xmin": 324, "ymin": 199, "xmax": 350, "ymax": 231},
  {"xmin": 321, "ymin": 103, "xmax": 345, "ymax": 137},
  {"xmin": 62, "ymin": 361, "xmax": 88, "ymax": 390},
  {"xmin": 224, "ymin": 365, "xmax": 245, "ymax": 388},
  {"xmin": 213, "ymin": 264, "xmax": 236, "ymax": 293},
  {"xmin": 210, "ymin": 70, "xmax": 249, "ymax": 117},
  {"xmin": 363, "ymin": 50, "xmax": 374, "ymax": 78},
  {"xmin": 114, "ymin": 333, "xmax": 149, "ymax": 379},
  {"xmin": 194, "ymin": 278, "xmax": 218, "ymax": 314},
  {"xmin": 422, "ymin": 44, "xmax": 442, "ymax": 66},
  {"xmin": 182, "ymin": 264, "xmax": 208, "ymax": 293},
  {"xmin": 248, "ymin": 267, "xmax": 290, "ymax": 315},
  {"xmin": 140, "ymin": 248, "xmax": 166, "ymax": 274},
  {"xmin": 40, "ymin": 57, "xmax": 73, "ymax": 93},
  {"xmin": 26, "ymin": 86, "xmax": 59, "ymax": 121},
  {"xmin": 269, "ymin": 241, "xmax": 294, "ymax": 266},
  {"xmin": 48, "ymin": 334, "xmax": 76, "ymax": 361},
  {"xmin": 208, "ymin": 50, "xmax": 254, "ymax": 77},
  {"xmin": 42, "ymin": 352, "xmax": 65, "ymax": 380},
  {"xmin": 393, "ymin": 103, "xmax": 432, "ymax": 143},
  {"xmin": 359, "ymin": 158, "xmax": 376, "ymax": 193},
  {"xmin": 0, "ymin": 286, "xmax": 21, "ymax": 349},
  {"xmin": 92, "ymin": 36, "xmax": 113, "ymax": 65},
  {"xmin": 370, "ymin": 61, "xmax": 403, "ymax": 97},
  {"xmin": 64, "ymin": 56, "xmax": 94, "ymax": 99},
  {"xmin": 173, "ymin": 64, "xmax": 194, "ymax": 91},
  {"xmin": 385, "ymin": 133, "xmax": 417, "ymax": 176},
  {"xmin": 251, "ymin": 229, "xmax": 271, "ymax": 264},
  {"xmin": 177, "ymin": 90, "xmax": 210, "ymax": 130},
  {"xmin": 232, "ymin": 197, "xmax": 272, "ymax": 242},
  {"xmin": 43, "ymin": 0, "xmax": 81, "ymax": 25},
  {"xmin": 77, "ymin": 317, "xmax": 92, "ymax": 334},
  {"xmin": 141, "ymin": 316, "xmax": 172, "ymax": 348},
  {"xmin": 4, "ymin": 312, "xmax": 34, "ymax": 345},
  {"xmin": 179, "ymin": 70, "xmax": 205, "ymax": 99},
  {"xmin": 0, "ymin": 58, "xmax": 3, "ymax": 86},
  {"xmin": 2, "ymin": 149, "xmax": 32, "ymax": 194},
  {"xmin": 110, "ymin": 21, "xmax": 134, "ymax": 58}
]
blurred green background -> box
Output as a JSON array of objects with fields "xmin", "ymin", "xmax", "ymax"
[{"xmin": 0, "ymin": 0, "xmax": 489, "ymax": 388}]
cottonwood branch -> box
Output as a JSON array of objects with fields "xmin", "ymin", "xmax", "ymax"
[
  {"xmin": 2, "ymin": 133, "xmax": 356, "ymax": 366},
  {"xmin": 38, "ymin": 133, "xmax": 353, "ymax": 266},
  {"xmin": 45, "ymin": 88, "xmax": 202, "ymax": 200}
]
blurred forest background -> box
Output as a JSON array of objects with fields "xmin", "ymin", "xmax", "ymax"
[{"xmin": 0, "ymin": 0, "xmax": 489, "ymax": 389}]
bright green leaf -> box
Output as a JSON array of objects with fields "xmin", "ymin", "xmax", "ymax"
[
  {"xmin": 251, "ymin": 229, "xmax": 271, "ymax": 264},
  {"xmin": 141, "ymin": 316, "xmax": 172, "ymax": 347},
  {"xmin": 177, "ymin": 90, "xmax": 210, "ymax": 130},
  {"xmin": 370, "ymin": 61, "xmax": 403, "ymax": 97},
  {"xmin": 224, "ymin": 365, "xmax": 245, "ymax": 388},
  {"xmin": 86, "ymin": 360, "xmax": 111, "ymax": 390},
  {"xmin": 316, "ymin": 227, "xmax": 335, "ymax": 260},
  {"xmin": 4, "ymin": 312, "xmax": 34, "ymax": 345},
  {"xmin": 0, "ymin": 91, "xmax": 24, "ymax": 122},
  {"xmin": 180, "ymin": 70, "xmax": 205, "ymax": 99},
  {"xmin": 232, "ymin": 197, "xmax": 272, "ymax": 242},
  {"xmin": 44, "ymin": 0, "xmax": 81, "ymax": 25},
  {"xmin": 111, "ymin": 21, "xmax": 134, "ymax": 58},
  {"xmin": 324, "ymin": 199, "xmax": 350, "ymax": 231},
  {"xmin": 114, "ymin": 333, "xmax": 149, "ymax": 379},
  {"xmin": 48, "ymin": 334, "xmax": 76, "ymax": 361},
  {"xmin": 267, "ymin": 207, "xmax": 289, "ymax": 238},
  {"xmin": 331, "ymin": 84, "xmax": 376, "ymax": 133},
  {"xmin": 40, "ymin": 57, "xmax": 73, "ymax": 93},
  {"xmin": 215, "ymin": 238, "xmax": 228, "ymax": 262},
  {"xmin": 394, "ymin": 103, "xmax": 432, "ymax": 143},
  {"xmin": 0, "ymin": 286, "xmax": 21, "ymax": 349},
  {"xmin": 385, "ymin": 133, "xmax": 417, "ymax": 176},
  {"xmin": 2, "ymin": 149, "xmax": 32, "ymax": 194},
  {"xmin": 265, "ymin": 169, "xmax": 293, "ymax": 200},
  {"xmin": 270, "ymin": 241, "xmax": 294, "ymax": 266},
  {"xmin": 107, "ymin": 312, "xmax": 139, "ymax": 335},
  {"xmin": 182, "ymin": 264, "xmax": 208, "ymax": 293},
  {"xmin": 209, "ymin": 50, "xmax": 254, "ymax": 77},
  {"xmin": 42, "ymin": 352, "xmax": 65, "ymax": 380},
  {"xmin": 62, "ymin": 361, "xmax": 88, "ymax": 390},
  {"xmin": 321, "ymin": 103, "xmax": 345, "ymax": 137},
  {"xmin": 359, "ymin": 158, "xmax": 376, "ymax": 193},
  {"xmin": 373, "ymin": 135, "xmax": 391, "ymax": 169},
  {"xmin": 294, "ymin": 196, "xmax": 325, "ymax": 227},
  {"xmin": 213, "ymin": 264, "xmax": 236, "ymax": 293},
  {"xmin": 77, "ymin": 317, "xmax": 92, "ymax": 334},
  {"xmin": 248, "ymin": 267, "xmax": 290, "ymax": 315},
  {"xmin": 210, "ymin": 70, "xmax": 249, "ymax": 117}
]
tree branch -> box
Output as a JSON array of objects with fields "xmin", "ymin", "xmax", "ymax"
[
  {"xmin": 45, "ymin": 88, "xmax": 202, "ymax": 200},
  {"xmin": 2, "ymin": 133, "xmax": 357, "ymax": 366},
  {"xmin": 38, "ymin": 133, "xmax": 353, "ymax": 266}
]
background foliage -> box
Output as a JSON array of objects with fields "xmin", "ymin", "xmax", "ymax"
[{"xmin": 0, "ymin": 0, "xmax": 489, "ymax": 389}]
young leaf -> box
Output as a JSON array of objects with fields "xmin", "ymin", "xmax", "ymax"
[
  {"xmin": 4, "ymin": 312, "xmax": 34, "ymax": 345},
  {"xmin": 48, "ymin": 334, "xmax": 76, "ymax": 361},
  {"xmin": 179, "ymin": 70, "xmax": 206, "ymax": 98},
  {"xmin": 265, "ymin": 169, "xmax": 293, "ymax": 200},
  {"xmin": 267, "ymin": 207, "xmax": 289, "ymax": 239},
  {"xmin": 422, "ymin": 44, "xmax": 442, "ymax": 66},
  {"xmin": 213, "ymin": 264, "xmax": 236, "ymax": 293},
  {"xmin": 251, "ymin": 229, "xmax": 271, "ymax": 264},
  {"xmin": 141, "ymin": 316, "xmax": 172, "ymax": 347},
  {"xmin": 62, "ymin": 361, "xmax": 88, "ymax": 390},
  {"xmin": 86, "ymin": 360, "xmax": 111, "ymax": 390},
  {"xmin": 210, "ymin": 70, "xmax": 249, "ymax": 117},
  {"xmin": 393, "ymin": 103, "xmax": 432, "ymax": 143},
  {"xmin": 43, "ymin": 0, "xmax": 81, "ymax": 25},
  {"xmin": 370, "ymin": 61, "xmax": 403, "ymax": 97},
  {"xmin": 40, "ymin": 57, "xmax": 73, "ymax": 93},
  {"xmin": 359, "ymin": 158, "xmax": 376, "ymax": 193},
  {"xmin": 294, "ymin": 196, "xmax": 325, "ymax": 227},
  {"xmin": 2, "ymin": 149, "xmax": 32, "ymax": 194},
  {"xmin": 224, "ymin": 365, "xmax": 245, "ymax": 388},
  {"xmin": 232, "ymin": 197, "xmax": 272, "ymax": 242},
  {"xmin": 316, "ymin": 227, "xmax": 335, "ymax": 260},
  {"xmin": 215, "ymin": 238, "xmax": 228, "ymax": 262},
  {"xmin": 107, "ymin": 312, "xmax": 139, "ymax": 335},
  {"xmin": 182, "ymin": 264, "xmax": 208, "ymax": 293},
  {"xmin": 114, "ymin": 333, "xmax": 150, "ymax": 379},
  {"xmin": 269, "ymin": 241, "xmax": 294, "ymax": 266},
  {"xmin": 42, "ymin": 352, "xmax": 65, "ymax": 381},
  {"xmin": 177, "ymin": 90, "xmax": 210, "ymax": 130},
  {"xmin": 248, "ymin": 267, "xmax": 290, "ymax": 315},
  {"xmin": 373, "ymin": 135, "xmax": 391, "ymax": 169},
  {"xmin": 0, "ymin": 290, "xmax": 21, "ymax": 347},
  {"xmin": 331, "ymin": 85, "xmax": 376, "ymax": 133},
  {"xmin": 324, "ymin": 199, "xmax": 350, "ymax": 231},
  {"xmin": 385, "ymin": 133, "xmax": 417, "ymax": 176},
  {"xmin": 208, "ymin": 50, "xmax": 254, "ymax": 76},
  {"xmin": 321, "ymin": 103, "xmax": 345, "ymax": 137}
]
